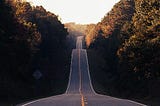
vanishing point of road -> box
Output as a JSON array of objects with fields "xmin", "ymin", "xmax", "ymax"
[{"xmin": 18, "ymin": 36, "xmax": 146, "ymax": 106}]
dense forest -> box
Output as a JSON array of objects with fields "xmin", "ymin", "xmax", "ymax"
[
  {"xmin": 86, "ymin": 0, "xmax": 160, "ymax": 104},
  {"xmin": 0, "ymin": 0, "xmax": 71, "ymax": 104}
]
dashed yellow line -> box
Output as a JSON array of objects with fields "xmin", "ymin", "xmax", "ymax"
[{"xmin": 81, "ymin": 94, "xmax": 85, "ymax": 106}]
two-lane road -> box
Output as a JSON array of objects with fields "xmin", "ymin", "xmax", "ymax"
[{"xmin": 18, "ymin": 36, "xmax": 146, "ymax": 106}]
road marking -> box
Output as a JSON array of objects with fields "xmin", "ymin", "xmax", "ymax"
[
  {"xmin": 18, "ymin": 94, "xmax": 65, "ymax": 106},
  {"xmin": 79, "ymin": 49, "xmax": 82, "ymax": 93},
  {"xmin": 85, "ymin": 50, "xmax": 97, "ymax": 95},
  {"xmin": 85, "ymin": 102, "xmax": 88, "ymax": 105},
  {"xmin": 65, "ymin": 50, "xmax": 74, "ymax": 94},
  {"xmin": 77, "ymin": 40, "xmax": 86, "ymax": 106},
  {"xmin": 85, "ymin": 50, "xmax": 147, "ymax": 106},
  {"xmin": 18, "ymin": 36, "xmax": 146, "ymax": 106},
  {"xmin": 81, "ymin": 94, "xmax": 85, "ymax": 106}
]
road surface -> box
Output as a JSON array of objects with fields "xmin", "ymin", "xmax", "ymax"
[{"xmin": 18, "ymin": 36, "xmax": 146, "ymax": 106}]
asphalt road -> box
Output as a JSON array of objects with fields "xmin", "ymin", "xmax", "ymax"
[{"xmin": 18, "ymin": 36, "xmax": 146, "ymax": 106}]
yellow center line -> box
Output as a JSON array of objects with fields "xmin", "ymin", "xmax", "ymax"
[
  {"xmin": 81, "ymin": 94, "xmax": 85, "ymax": 106},
  {"xmin": 79, "ymin": 49, "xmax": 81, "ymax": 93},
  {"xmin": 78, "ymin": 48, "xmax": 85, "ymax": 106}
]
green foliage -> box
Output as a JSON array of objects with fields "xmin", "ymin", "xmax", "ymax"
[
  {"xmin": 0, "ymin": 0, "xmax": 70, "ymax": 102},
  {"xmin": 85, "ymin": 24, "xmax": 96, "ymax": 46},
  {"xmin": 117, "ymin": 0, "xmax": 160, "ymax": 97},
  {"xmin": 85, "ymin": 0, "xmax": 135, "ymax": 46},
  {"xmin": 133, "ymin": 0, "xmax": 160, "ymax": 37},
  {"xmin": 87, "ymin": 0, "xmax": 160, "ymax": 99},
  {"xmin": 118, "ymin": 35, "xmax": 160, "ymax": 79},
  {"xmin": 0, "ymin": 0, "xmax": 38, "ymax": 100}
]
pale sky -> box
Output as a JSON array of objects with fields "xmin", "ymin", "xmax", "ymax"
[{"xmin": 27, "ymin": 0, "xmax": 120, "ymax": 24}]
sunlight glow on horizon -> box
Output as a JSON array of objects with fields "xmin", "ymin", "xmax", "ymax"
[{"xmin": 27, "ymin": 0, "xmax": 120, "ymax": 24}]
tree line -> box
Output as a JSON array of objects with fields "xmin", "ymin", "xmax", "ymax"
[
  {"xmin": 0, "ymin": 0, "xmax": 71, "ymax": 103},
  {"xmin": 86, "ymin": 0, "xmax": 160, "ymax": 101}
]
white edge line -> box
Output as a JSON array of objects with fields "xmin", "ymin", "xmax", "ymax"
[
  {"xmin": 85, "ymin": 49, "xmax": 147, "ymax": 106},
  {"xmin": 17, "ymin": 95, "xmax": 61, "ymax": 106},
  {"xmin": 126, "ymin": 100, "xmax": 147, "ymax": 106},
  {"xmin": 17, "ymin": 50, "xmax": 74, "ymax": 106},
  {"xmin": 79, "ymin": 49, "xmax": 81, "ymax": 93},
  {"xmin": 18, "ymin": 99, "xmax": 44, "ymax": 106},
  {"xmin": 65, "ymin": 49, "xmax": 74, "ymax": 94},
  {"xmin": 84, "ymin": 49, "xmax": 97, "ymax": 95},
  {"xmin": 18, "ymin": 37, "xmax": 147, "ymax": 106}
]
